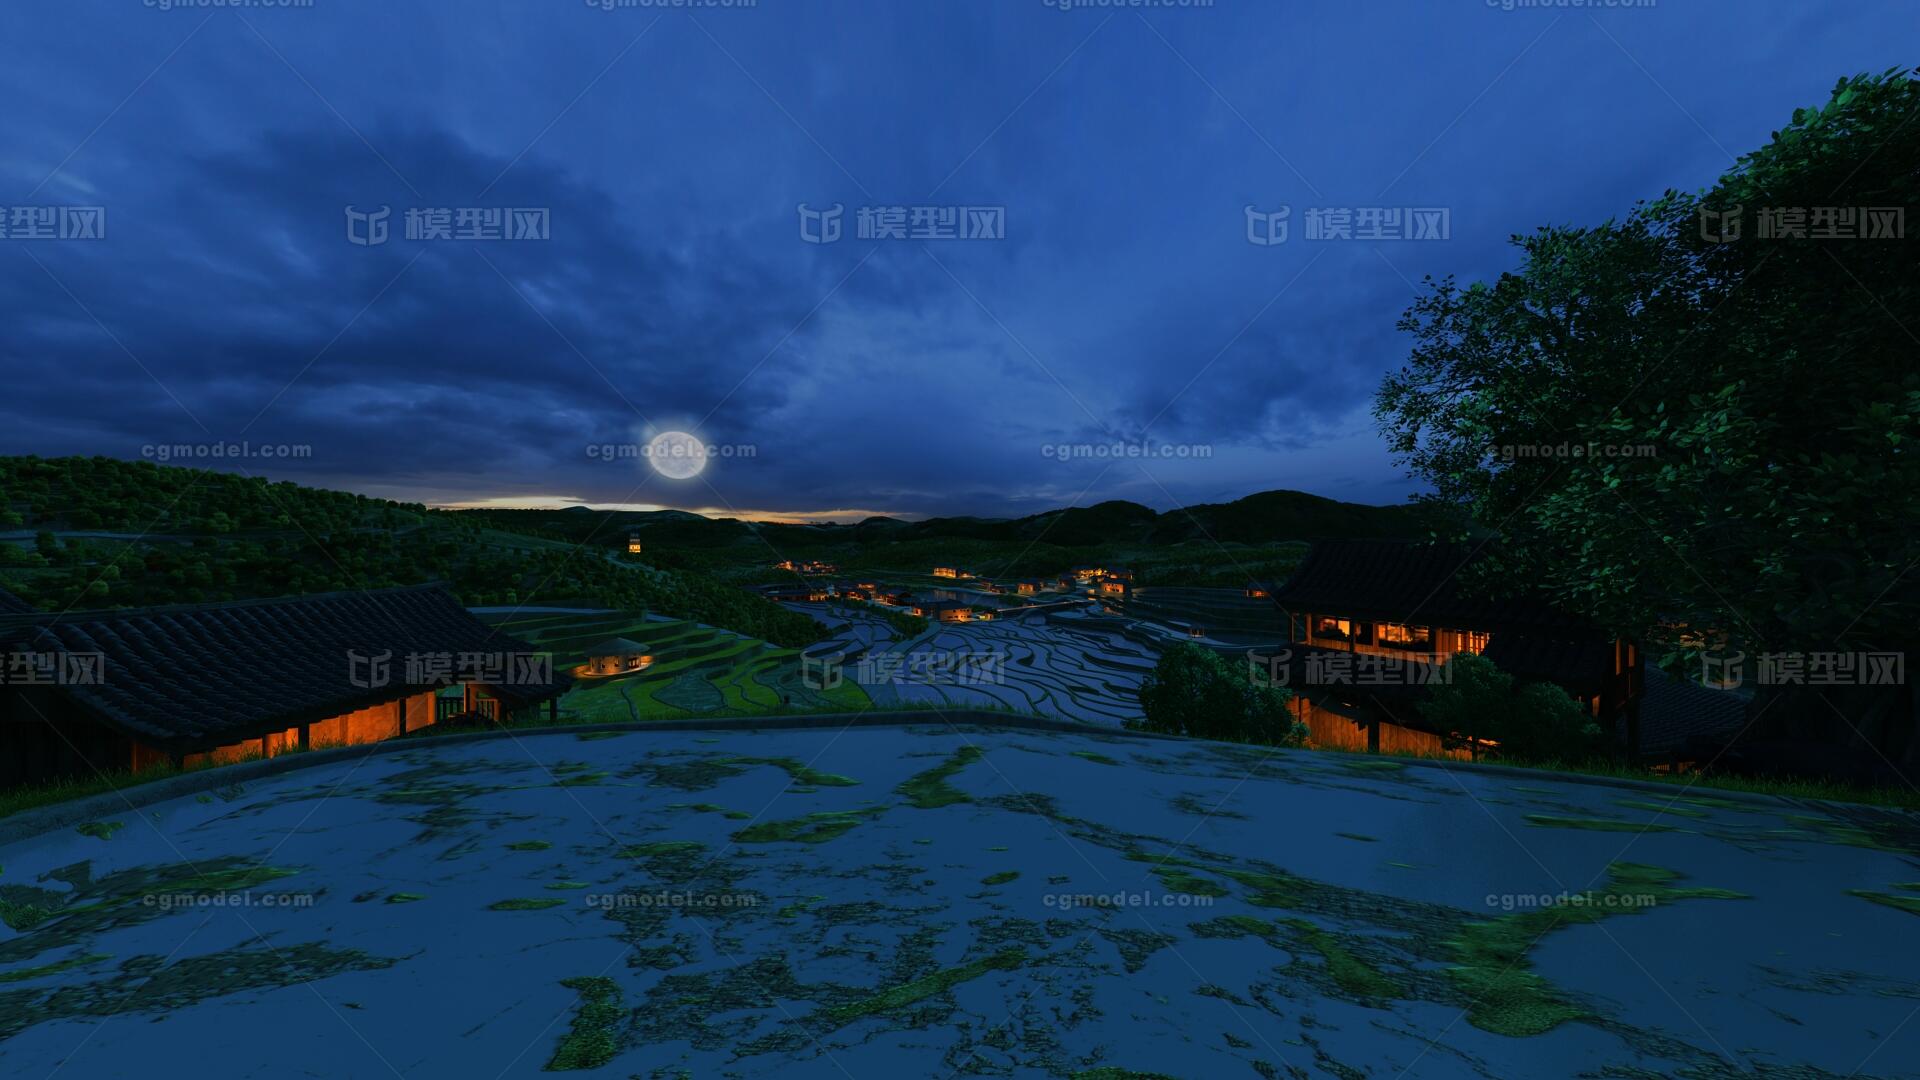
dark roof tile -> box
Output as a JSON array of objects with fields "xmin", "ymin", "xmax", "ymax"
[{"xmin": 1, "ymin": 585, "xmax": 569, "ymax": 751}]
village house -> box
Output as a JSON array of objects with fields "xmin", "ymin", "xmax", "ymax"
[
  {"xmin": 908, "ymin": 599, "xmax": 973, "ymax": 623},
  {"xmin": 574, "ymin": 637, "xmax": 653, "ymax": 678},
  {"xmin": 931, "ymin": 566, "xmax": 960, "ymax": 579},
  {"xmin": 626, "ymin": 530, "xmax": 643, "ymax": 555},
  {"xmin": 774, "ymin": 559, "xmax": 837, "ymax": 574},
  {"xmin": 1263, "ymin": 539, "xmax": 1643, "ymax": 757},
  {"xmin": 1016, "ymin": 580, "xmax": 1043, "ymax": 596},
  {"xmin": 0, "ymin": 585, "xmax": 571, "ymax": 790},
  {"xmin": 758, "ymin": 583, "xmax": 828, "ymax": 603}
]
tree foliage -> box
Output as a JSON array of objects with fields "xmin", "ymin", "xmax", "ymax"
[
  {"xmin": 1422, "ymin": 653, "xmax": 1601, "ymax": 762},
  {"xmin": 1375, "ymin": 69, "xmax": 1920, "ymax": 670},
  {"xmin": 1133, "ymin": 642, "xmax": 1307, "ymax": 746}
]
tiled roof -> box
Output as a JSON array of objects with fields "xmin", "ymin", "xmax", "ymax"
[
  {"xmin": 1269, "ymin": 539, "xmax": 1593, "ymax": 635},
  {"xmin": 1483, "ymin": 633, "xmax": 1616, "ymax": 692},
  {"xmin": 1629, "ymin": 666, "xmax": 1750, "ymax": 757},
  {"xmin": 0, "ymin": 585, "xmax": 570, "ymax": 751},
  {"xmin": 580, "ymin": 637, "xmax": 648, "ymax": 656}
]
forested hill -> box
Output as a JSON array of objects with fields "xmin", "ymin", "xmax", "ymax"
[
  {"xmin": 463, "ymin": 488, "xmax": 1439, "ymax": 553},
  {"xmin": 0, "ymin": 457, "xmax": 824, "ymax": 647}
]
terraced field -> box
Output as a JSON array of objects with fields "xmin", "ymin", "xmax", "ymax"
[
  {"xmin": 482, "ymin": 610, "xmax": 873, "ymax": 722},
  {"xmin": 801, "ymin": 605, "xmax": 1158, "ymax": 725},
  {"xmin": 3, "ymin": 724, "xmax": 1915, "ymax": 1078}
]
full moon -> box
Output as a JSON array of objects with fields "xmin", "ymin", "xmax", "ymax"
[{"xmin": 645, "ymin": 431, "xmax": 709, "ymax": 480}]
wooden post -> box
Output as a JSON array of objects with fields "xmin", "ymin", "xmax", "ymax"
[
  {"xmin": 1367, "ymin": 716, "xmax": 1380, "ymax": 754},
  {"xmin": 548, "ymin": 697, "xmax": 558, "ymax": 723},
  {"xmin": 398, "ymin": 694, "xmax": 408, "ymax": 737},
  {"xmin": 298, "ymin": 724, "xmax": 310, "ymax": 751}
]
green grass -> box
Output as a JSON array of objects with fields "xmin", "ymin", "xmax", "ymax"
[
  {"xmin": 0, "ymin": 952, "xmax": 114, "ymax": 984},
  {"xmin": 1848, "ymin": 890, "xmax": 1920, "ymax": 917},
  {"xmin": 384, "ymin": 893, "xmax": 426, "ymax": 904},
  {"xmin": 489, "ymin": 898, "xmax": 568, "ymax": 912},
  {"xmin": 1614, "ymin": 799, "xmax": 1709, "ymax": 818},
  {"xmin": 1444, "ymin": 862, "xmax": 1746, "ymax": 1037},
  {"xmin": 814, "ymin": 948, "xmax": 1026, "ymax": 1026},
  {"xmin": 546, "ymin": 976, "xmax": 623, "ymax": 1071},
  {"xmin": 1191, "ymin": 915, "xmax": 1399, "ymax": 999},
  {"xmin": 896, "ymin": 745, "xmax": 985, "ymax": 809},
  {"xmin": 615, "ymin": 841, "xmax": 703, "ymax": 858},
  {"xmin": 505, "ymin": 840, "xmax": 553, "ymax": 852},
  {"xmin": 732, "ymin": 809, "xmax": 884, "ymax": 845},
  {"xmin": 980, "ymin": 871, "xmax": 1020, "ymax": 886},
  {"xmin": 1143, "ymin": 865, "xmax": 1231, "ymax": 898},
  {"xmin": 75, "ymin": 820, "xmax": 124, "ymax": 841},
  {"xmin": 1523, "ymin": 814, "xmax": 1678, "ymax": 834},
  {"xmin": 728, "ymin": 757, "xmax": 858, "ymax": 788}
]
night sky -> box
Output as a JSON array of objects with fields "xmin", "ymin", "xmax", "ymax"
[{"xmin": 2, "ymin": 0, "xmax": 1908, "ymax": 520}]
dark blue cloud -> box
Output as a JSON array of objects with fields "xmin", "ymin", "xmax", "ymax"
[{"xmin": 0, "ymin": 0, "xmax": 1908, "ymax": 516}]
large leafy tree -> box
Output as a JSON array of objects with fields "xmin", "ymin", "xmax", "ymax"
[
  {"xmin": 1376, "ymin": 70, "xmax": 1920, "ymax": 770},
  {"xmin": 1422, "ymin": 654, "xmax": 1601, "ymax": 763},
  {"xmin": 1134, "ymin": 642, "xmax": 1306, "ymax": 747}
]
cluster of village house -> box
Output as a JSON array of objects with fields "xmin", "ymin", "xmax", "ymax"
[
  {"xmin": 0, "ymin": 537, "xmax": 1736, "ymax": 791},
  {"xmin": 756, "ymin": 562, "xmax": 1137, "ymax": 623}
]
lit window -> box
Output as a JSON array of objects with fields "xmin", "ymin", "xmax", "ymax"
[{"xmin": 1377, "ymin": 623, "xmax": 1431, "ymax": 649}]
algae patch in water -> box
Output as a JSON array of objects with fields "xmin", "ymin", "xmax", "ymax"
[{"xmin": 897, "ymin": 745, "xmax": 985, "ymax": 809}]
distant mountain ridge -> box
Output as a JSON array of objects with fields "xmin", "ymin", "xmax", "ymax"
[{"xmin": 465, "ymin": 489, "xmax": 1438, "ymax": 551}]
